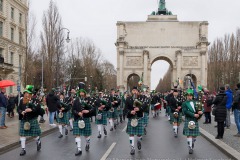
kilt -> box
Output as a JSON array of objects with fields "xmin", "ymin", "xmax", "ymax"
[
  {"xmin": 170, "ymin": 112, "xmax": 182, "ymax": 124},
  {"xmin": 96, "ymin": 111, "xmax": 108, "ymax": 125},
  {"xmin": 118, "ymin": 108, "xmax": 123, "ymax": 115},
  {"xmin": 73, "ymin": 118, "xmax": 92, "ymax": 136},
  {"xmin": 143, "ymin": 113, "xmax": 149, "ymax": 125},
  {"xmin": 107, "ymin": 108, "xmax": 118, "ymax": 119},
  {"xmin": 183, "ymin": 118, "xmax": 200, "ymax": 137},
  {"xmin": 126, "ymin": 118, "xmax": 144, "ymax": 135},
  {"xmin": 19, "ymin": 118, "xmax": 41, "ymax": 137},
  {"xmin": 56, "ymin": 112, "xmax": 69, "ymax": 125},
  {"xmin": 68, "ymin": 110, "xmax": 74, "ymax": 119}
]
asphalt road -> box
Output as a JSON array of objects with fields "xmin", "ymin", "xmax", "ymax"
[{"xmin": 0, "ymin": 113, "xmax": 231, "ymax": 160}]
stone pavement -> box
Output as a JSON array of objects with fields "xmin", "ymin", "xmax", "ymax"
[{"xmin": 0, "ymin": 114, "xmax": 57, "ymax": 155}]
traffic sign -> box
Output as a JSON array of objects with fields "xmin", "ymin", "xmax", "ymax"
[{"xmin": 17, "ymin": 85, "xmax": 20, "ymax": 91}]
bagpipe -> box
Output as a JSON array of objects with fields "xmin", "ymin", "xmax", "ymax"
[{"xmin": 195, "ymin": 91, "xmax": 204, "ymax": 120}]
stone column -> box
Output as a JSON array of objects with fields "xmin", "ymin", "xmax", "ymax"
[
  {"xmin": 143, "ymin": 50, "xmax": 149, "ymax": 84},
  {"xmin": 200, "ymin": 51, "xmax": 206, "ymax": 86},
  {"xmin": 176, "ymin": 50, "xmax": 182, "ymax": 81},
  {"xmin": 119, "ymin": 50, "xmax": 124, "ymax": 91}
]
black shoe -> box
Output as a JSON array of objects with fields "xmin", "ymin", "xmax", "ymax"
[
  {"xmin": 203, "ymin": 122, "xmax": 208, "ymax": 124},
  {"xmin": 20, "ymin": 149, "xmax": 26, "ymax": 156},
  {"xmin": 110, "ymin": 127, "xmax": 113, "ymax": 131},
  {"xmin": 85, "ymin": 144, "xmax": 90, "ymax": 151},
  {"xmin": 75, "ymin": 149, "xmax": 82, "ymax": 156},
  {"xmin": 137, "ymin": 141, "xmax": 141, "ymax": 150},
  {"xmin": 215, "ymin": 136, "xmax": 222, "ymax": 139},
  {"xmin": 97, "ymin": 134, "xmax": 101, "ymax": 138},
  {"xmin": 65, "ymin": 129, "xmax": 68, "ymax": 135},
  {"xmin": 214, "ymin": 125, "xmax": 218, "ymax": 128},
  {"xmin": 37, "ymin": 140, "xmax": 41, "ymax": 151},
  {"xmin": 58, "ymin": 134, "xmax": 63, "ymax": 138},
  {"xmin": 174, "ymin": 133, "xmax": 178, "ymax": 138},
  {"xmin": 114, "ymin": 124, "xmax": 117, "ymax": 129},
  {"xmin": 189, "ymin": 148, "xmax": 193, "ymax": 154},
  {"xmin": 130, "ymin": 147, "xmax": 135, "ymax": 155},
  {"xmin": 70, "ymin": 128, "xmax": 73, "ymax": 132},
  {"xmin": 104, "ymin": 128, "xmax": 107, "ymax": 135}
]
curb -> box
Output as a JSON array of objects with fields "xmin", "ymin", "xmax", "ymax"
[
  {"xmin": 200, "ymin": 127, "xmax": 240, "ymax": 160},
  {"xmin": 0, "ymin": 127, "xmax": 57, "ymax": 155}
]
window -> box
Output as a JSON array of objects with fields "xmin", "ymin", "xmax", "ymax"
[
  {"xmin": 10, "ymin": 52, "xmax": 14, "ymax": 64},
  {"xmin": 11, "ymin": 7, "xmax": 14, "ymax": 20},
  {"xmin": 19, "ymin": 31, "xmax": 22, "ymax": 44},
  {"xmin": 0, "ymin": 0, "xmax": 3, "ymax": 12},
  {"xmin": 0, "ymin": 21, "xmax": 3, "ymax": 37},
  {"xmin": 19, "ymin": 13, "xmax": 22, "ymax": 24},
  {"xmin": 19, "ymin": 55, "xmax": 22, "ymax": 66},
  {"xmin": 11, "ymin": 27, "xmax": 14, "ymax": 41},
  {"xmin": 0, "ymin": 48, "xmax": 3, "ymax": 57}
]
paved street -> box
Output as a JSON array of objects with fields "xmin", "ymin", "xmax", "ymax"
[{"xmin": 0, "ymin": 113, "xmax": 231, "ymax": 160}]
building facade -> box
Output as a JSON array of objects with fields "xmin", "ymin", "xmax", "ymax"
[
  {"xmin": 116, "ymin": 15, "xmax": 209, "ymax": 91},
  {"xmin": 0, "ymin": 0, "xmax": 28, "ymax": 94}
]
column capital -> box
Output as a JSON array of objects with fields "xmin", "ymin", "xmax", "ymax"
[
  {"xmin": 200, "ymin": 51, "xmax": 206, "ymax": 56},
  {"xmin": 143, "ymin": 50, "xmax": 149, "ymax": 55},
  {"xmin": 175, "ymin": 50, "xmax": 182, "ymax": 56}
]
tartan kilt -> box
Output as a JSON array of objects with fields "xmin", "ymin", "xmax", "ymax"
[
  {"xmin": 107, "ymin": 108, "xmax": 118, "ymax": 119},
  {"xmin": 96, "ymin": 111, "xmax": 108, "ymax": 125},
  {"xmin": 183, "ymin": 118, "xmax": 200, "ymax": 137},
  {"xmin": 170, "ymin": 112, "xmax": 182, "ymax": 124},
  {"xmin": 73, "ymin": 118, "xmax": 92, "ymax": 136},
  {"xmin": 143, "ymin": 113, "xmax": 149, "ymax": 125},
  {"xmin": 68, "ymin": 110, "xmax": 74, "ymax": 119},
  {"xmin": 126, "ymin": 118, "xmax": 144, "ymax": 135},
  {"xmin": 19, "ymin": 119, "xmax": 41, "ymax": 137},
  {"xmin": 56, "ymin": 112, "xmax": 69, "ymax": 125},
  {"xmin": 118, "ymin": 108, "xmax": 123, "ymax": 115}
]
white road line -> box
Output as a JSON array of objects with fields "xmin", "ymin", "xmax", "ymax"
[
  {"xmin": 122, "ymin": 125, "xmax": 127, "ymax": 132},
  {"xmin": 100, "ymin": 142, "xmax": 116, "ymax": 160}
]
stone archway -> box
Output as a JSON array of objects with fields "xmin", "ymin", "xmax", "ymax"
[
  {"xmin": 127, "ymin": 73, "xmax": 140, "ymax": 91},
  {"xmin": 116, "ymin": 14, "xmax": 209, "ymax": 92}
]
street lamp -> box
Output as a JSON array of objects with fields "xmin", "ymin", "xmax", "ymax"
[
  {"xmin": 90, "ymin": 76, "xmax": 93, "ymax": 95},
  {"xmin": 55, "ymin": 28, "xmax": 71, "ymax": 88}
]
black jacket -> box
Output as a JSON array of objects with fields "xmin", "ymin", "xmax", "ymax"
[
  {"xmin": 169, "ymin": 95, "xmax": 182, "ymax": 113},
  {"xmin": 46, "ymin": 92, "xmax": 60, "ymax": 112},
  {"xmin": 125, "ymin": 96, "xmax": 144, "ymax": 119},
  {"xmin": 213, "ymin": 93, "xmax": 227, "ymax": 122},
  {"xmin": 72, "ymin": 97, "xmax": 94, "ymax": 120}
]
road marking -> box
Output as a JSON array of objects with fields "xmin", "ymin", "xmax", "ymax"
[
  {"xmin": 122, "ymin": 125, "xmax": 127, "ymax": 132},
  {"xmin": 100, "ymin": 142, "xmax": 116, "ymax": 160}
]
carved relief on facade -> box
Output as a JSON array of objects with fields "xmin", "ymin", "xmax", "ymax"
[
  {"xmin": 0, "ymin": 40, "xmax": 7, "ymax": 47},
  {"xmin": 9, "ymin": 45, "xmax": 17, "ymax": 52},
  {"xmin": 183, "ymin": 56, "xmax": 198, "ymax": 66},
  {"xmin": 126, "ymin": 56, "xmax": 142, "ymax": 66}
]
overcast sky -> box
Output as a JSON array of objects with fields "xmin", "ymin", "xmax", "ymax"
[{"xmin": 30, "ymin": 0, "xmax": 240, "ymax": 90}]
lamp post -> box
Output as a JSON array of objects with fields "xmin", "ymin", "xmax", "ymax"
[
  {"xmin": 56, "ymin": 28, "xmax": 71, "ymax": 88},
  {"xmin": 90, "ymin": 76, "xmax": 93, "ymax": 95}
]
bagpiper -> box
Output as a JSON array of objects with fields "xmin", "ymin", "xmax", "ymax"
[
  {"xmin": 182, "ymin": 89, "xmax": 203, "ymax": 154},
  {"xmin": 108, "ymin": 89, "xmax": 121, "ymax": 131},
  {"xmin": 125, "ymin": 86, "xmax": 144, "ymax": 155},
  {"xmin": 72, "ymin": 82, "xmax": 94, "ymax": 156},
  {"xmin": 57, "ymin": 93, "xmax": 70, "ymax": 138},
  {"xmin": 95, "ymin": 91, "xmax": 110, "ymax": 138},
  {"xmin": 18, "ymin": 85, "xmax": 44, "ymax": 156},
  {"xmin": 169, "ymin": 88, "xmax": 183, "ymax": 137}
]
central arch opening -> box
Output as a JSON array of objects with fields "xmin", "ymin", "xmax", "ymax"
[
  {"xmin": 151, "ymin": 56, "xmax": 173, "ymax": 92},
  {"xmin": 127, "ymin": 73, "xmax": 140, "ymax": 91}
]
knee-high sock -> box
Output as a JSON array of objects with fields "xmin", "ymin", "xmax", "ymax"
[
  {"xmin": 20, "ymin": 137, "xmax": 26, "ymax": 149},
  {"xmin": 109, "ymin": 119, "xmax": 113, "ymax": 127},
  {"xmin": 173, "ymin": 126, "xmax": 178, "ymax": 134},
  {"xmin": 58, "ymin": 125, "xmax": 63, "ymax": 134},
  {"xmin": 86, "ymin": 137, "xmax": 90, "ymax": 145},
  {"xmin": 97, "ymin": 125, "xmax": 102, "ymax": 134},
  {"xmin": 187, "ymin": 138, "xmax": 193, "ymax": 149},
  {"xmin": 75, "ymin": 137, "xmax": 81, "ymax": 151},
  {"xmin": 129, "ymin": 137, "xmax": 134, "ymax": 148},
  {"xmin": 69, "ymin": 119, "xmax": 73, "ymax": 129},
  {"xmin": 103, "ymin": 125, "xmax": 106, "ymax": 130}
]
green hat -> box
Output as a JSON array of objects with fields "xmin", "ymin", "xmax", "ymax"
[
  {"xmin": 198, "ymin": 85, "xmax": 203, "ymax": 91},
  {"xmin": 79, "ymin": 89, "xmax": 87, "ymax": 95},
  {"xmin": 52, "ymin": 88, "xmax": 56, "ymax": 92},
  {"xmin": 24, "ymin": 85, "xmax": 34, "ymax": 94},
  {"xmin": 186, "ymin": 89, "xmax": 194, "ymax": 95}
]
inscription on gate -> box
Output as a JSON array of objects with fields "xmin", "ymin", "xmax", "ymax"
[
  {"xmin": 183, "ymin": 56, "xmax": 198, "ymax": 66},
  {"xmin": 126, "ymin": 56, "xmax": 142, "ymax": 66}
]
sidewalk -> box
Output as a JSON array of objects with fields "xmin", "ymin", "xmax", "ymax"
[
  {"xmin": 198, "ymin": 115, "xmax": 240, "ymax": 160},
  {"xmin": 0, "ymin": 114, "xmax": 57, "ymax": 155}
]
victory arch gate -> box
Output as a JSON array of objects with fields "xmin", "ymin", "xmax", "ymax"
[{"xmin": 116, "ymin": 14, "xmax": 209, "ymax": 91}]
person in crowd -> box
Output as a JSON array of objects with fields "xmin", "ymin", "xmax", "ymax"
[
  {"xmin": 225, "ymin": 84, "xmax": 233, "ymax": 129},
  {"xmin": 0, "ymin": 88, "xmax": 8, "ymax": 129},
  {"xmin": 7, "ymin": 93, "xmax": 16, "ymax": 118},
  {"xmin": 46, "ymin": 88, "xmax": 59, "ymax": 127},
  {"xmin": 232, "ymin": 83, "xmax": 240, "ymax": 137}
]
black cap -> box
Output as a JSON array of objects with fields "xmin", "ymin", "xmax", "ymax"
[
  {"xmin": 132, "ymin": 86, "xmax": 138, "ymax": 90},
  {"xmin": 78, "ymin": 82, "xmax": 85, "ymax": 90},
  {"xmin": 219, "ymin": 86, "xmax": 225, "ymax": 92}
]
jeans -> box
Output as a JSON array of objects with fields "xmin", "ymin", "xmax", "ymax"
[
  {"xmin": 204, "ymin": 112, "xmax": 211, "ymax": 123},
  {"xmin": 0, "ymin": 107, "xmax": 6, "ymax": 127},
  {"xmin": 234, "ymin": 109, "xmax": 240, "ymax": 134},
  {"xmin": 49, "ymin": 111, "xmax": 56, "ymax": 124},
  {"xmin": 225, "ymin": 109, "xmax": 231, "ymax": 127}
]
